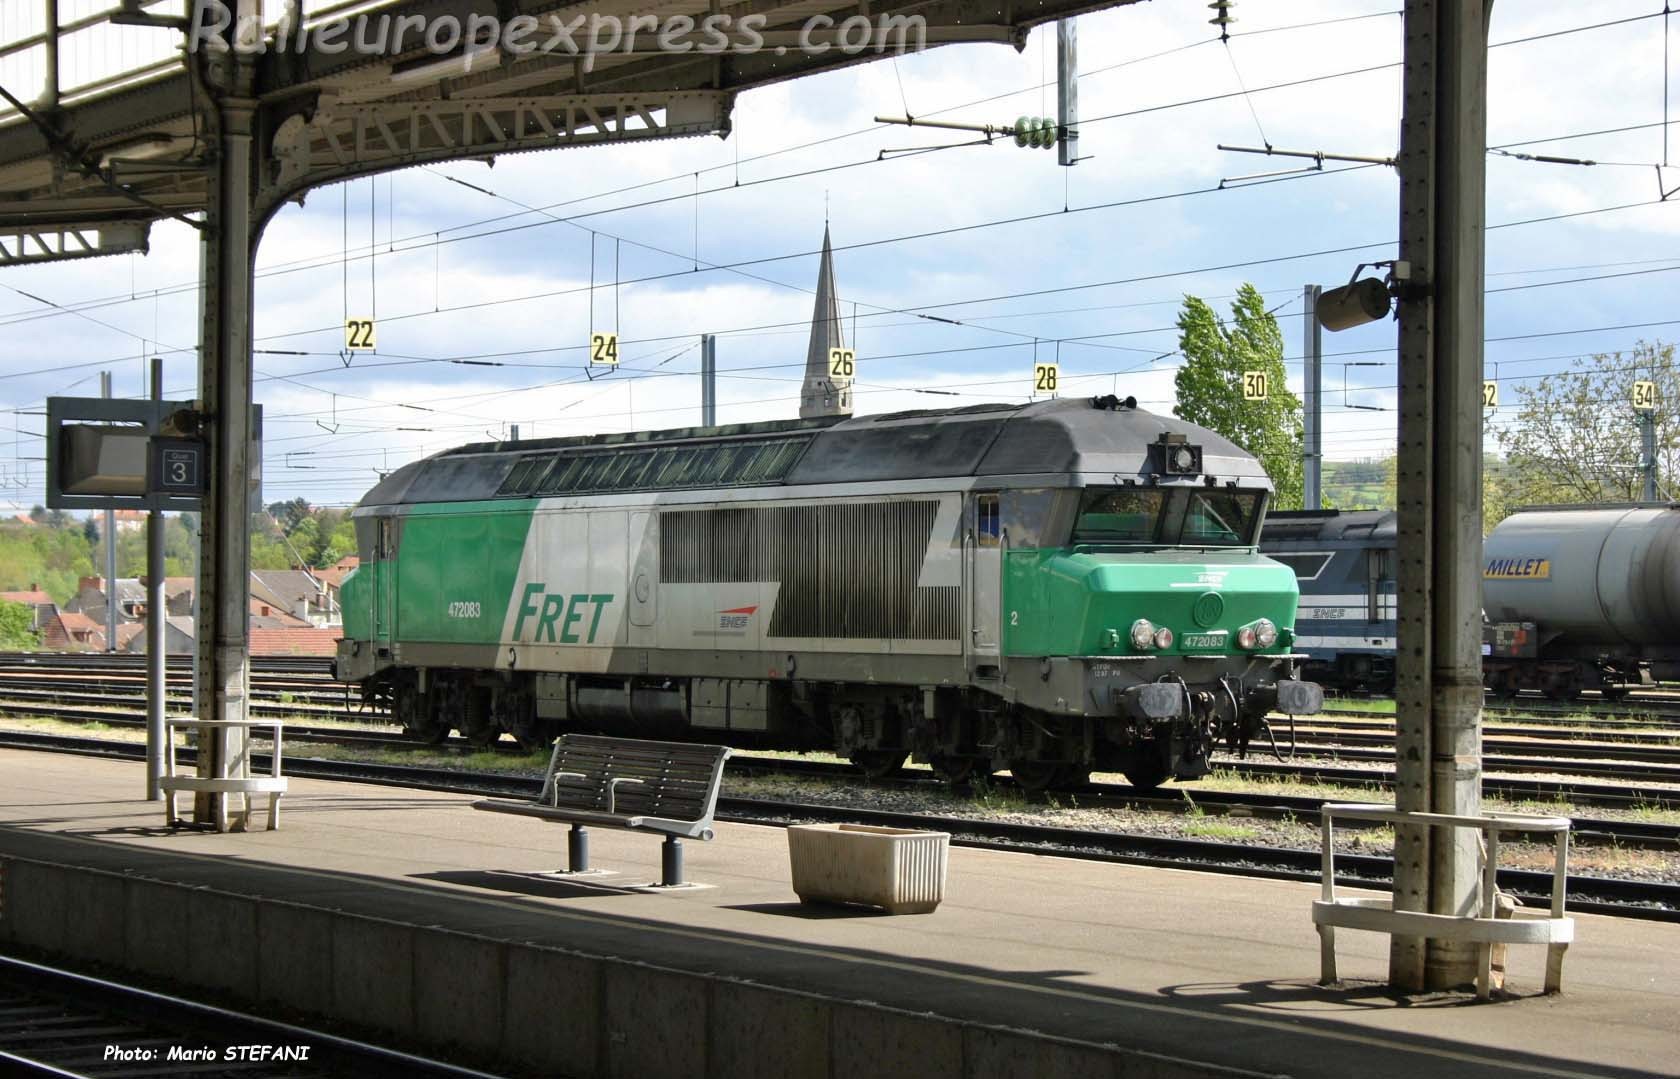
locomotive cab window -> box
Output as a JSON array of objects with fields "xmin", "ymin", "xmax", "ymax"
[
  {"xmin": 1071, "ymin": 488, "xmax": 1167, "ymax": 543},
  {"xmin": 1071, "ymin": 487, "xmax": 1261, "ymax": 547},
  {"xmin": 1271, "ymin": 552, "xmax": 1334, "ymax": 581},
  {"xmin": 977, "ymin": 494, "xmax": 1000, "ymax": 547},
  {"xmin": 1182, "ymin": 490, "xmax": 1262, "ymax": 546}
]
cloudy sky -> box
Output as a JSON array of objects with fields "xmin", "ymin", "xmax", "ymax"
[{"xmin": 2, "ymin": 0, "xmax": 1677, "ymax": 513}]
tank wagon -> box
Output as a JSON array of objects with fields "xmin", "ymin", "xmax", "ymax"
[
  {"xmin": 1482, "ymin": 503, "xmax": 1680, "ymax": 699},
  {"xmin": 1258, "ymin": 510, "xmax": 1397, "ymax": 693},
  {"xmin": 334, "ymin": 396, "xmax": 1322, "ymax": 791}
]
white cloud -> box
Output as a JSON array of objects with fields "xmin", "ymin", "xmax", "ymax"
[{"xmin": 2, "ymin": 0, "xmax": 1676, "ymax": 510}]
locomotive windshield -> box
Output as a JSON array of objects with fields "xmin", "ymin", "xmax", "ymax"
[{"xmin": 1071, "ymin": 487, "xmax": 1263, "ymax": 547}]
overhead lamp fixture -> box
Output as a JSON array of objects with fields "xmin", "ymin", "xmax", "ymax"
[
  {"xmin": 109, "ymin": 0, "xmax": 187, "ymax": 30},
  {"xmin": 390, "ymin": 44, "xmax": 502, "ymax": 85},
  {"xmin": 1316, "ymin": 261, "xmax": 1413, "ymax": 332}
]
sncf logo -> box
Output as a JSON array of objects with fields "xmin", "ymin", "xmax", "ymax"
[{"xmin": 719, "ymin": 605, "xmax": 757, "ymax": 630}]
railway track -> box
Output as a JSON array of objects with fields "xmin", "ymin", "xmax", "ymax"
[
  {"xmin": 0, "ymin": 955, "xmax": 495, "ymax": 1079},
  {"xmin": 4, "ymin": 694, "xmax": 1680, "ymax": 808},
  {"xmin": 1, "ymin": 728, "xmax": 1675, "ymax": 920}
]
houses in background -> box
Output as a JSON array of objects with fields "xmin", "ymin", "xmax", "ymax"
[
  {"xmin": 0, "ymin": 586, "xmax": 57, "ymax": 632},
  {"xmin": 3, "ymin": 560, "xmax": 359, "ymax": 656}
]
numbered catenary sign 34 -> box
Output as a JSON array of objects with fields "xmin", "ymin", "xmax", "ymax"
[{"xmin": 1635, "ymin": 380, "xmax": 1657, "ymax": 411}]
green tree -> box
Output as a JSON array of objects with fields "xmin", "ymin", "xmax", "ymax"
[
  {"xmin": 0, "ymin": 599, "xmax": 39, "ymax": 649},
  {"xmin": 287, "ymin": 516, "xmax": 322, "ymax": 568},
  {"xmin": 1493, "ymin": 342, "xmax": 1679, "ymax": 513},
  {"xmin": 266, "ymin": 497, "xmax": 312, "ymax": 532},
  {"xmin": 0, "ymin": 518, "xmax": 97, "ymax": 603},
  {"xmin": 320, "ymin": 516, "xmax": 358, "ymax": 566},
  {"xmin": 1172, "ymin": 284, "xmax": 1304, "ymax": 508}
]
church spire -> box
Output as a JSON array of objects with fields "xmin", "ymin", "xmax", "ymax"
[{"xmin": 800, "ymin": 225, "xmax": 852, "ymax": 418}]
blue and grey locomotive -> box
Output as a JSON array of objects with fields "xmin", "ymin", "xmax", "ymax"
[{"xmin": 1258, "ymin": 510, "xmax": 1397, "ymax": 693}]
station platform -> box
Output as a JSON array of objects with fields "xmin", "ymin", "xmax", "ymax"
[{"xmin": 0, "ymin": 747, "xmax": 1673, "ymax": 1079}]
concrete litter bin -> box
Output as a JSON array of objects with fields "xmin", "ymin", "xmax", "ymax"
[{"xmin": 787, "ymin": 823, "xmax": 949, "ymax": 915}]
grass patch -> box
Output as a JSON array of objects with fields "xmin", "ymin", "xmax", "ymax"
[
  {"xmin": 1321, "ymin": 698, "xmax": 1395, "ymax": 714},
  {"xmin": 1185, "ymin": 819, "xmax": 1261, "ymax": 840}
]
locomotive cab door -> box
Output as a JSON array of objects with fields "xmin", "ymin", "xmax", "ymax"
[
  {"xmin": 628, "ymin": 511, "xmax": 658, "ymax": 644},
  {"xmin": 967, "ymin": 492, "xmax": 1002, "ymax": 665},
  {"xmin": 374, "ymin": 517, "xmax": 395, "ymax": 644}
]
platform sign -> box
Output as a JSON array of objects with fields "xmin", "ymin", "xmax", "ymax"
[
  {"xmin": 828, "ymin": 347, "xmax": 855, "ymax": 379},
  {"xmin": 1634, "ymin": 380, "xmax": 1658, "ymax": 411},
  {"xmin": 344, "ymin": 317, "xmax": 376, "ymax": 351},
  {"xmin": 1033, "ymin": 362, "xmax": 1059, "ymax": 396},
  {"xmin": 1483, "ymin": 380, "xmax": 1498, "ymax": 409},
  {"xmin": 1241, "ymin": 370, "xmax": 1268, "ymax": 401},
  {"xmin": 149, "ymin": 438, "xmax": 206, "ymax": 496},
  {"xmin": 590, "ymin": 331, "xmax": 619, "ymax": 366}
]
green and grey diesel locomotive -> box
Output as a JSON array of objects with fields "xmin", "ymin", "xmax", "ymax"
[{"xmin": 334, "ymin": 396, "xmax": 1321, "ymax": 791}]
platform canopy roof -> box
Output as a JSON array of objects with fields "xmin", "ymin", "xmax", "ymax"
[{"xmin": 0, "ymin": 0, "xmax": 1131, "ymax": 263}]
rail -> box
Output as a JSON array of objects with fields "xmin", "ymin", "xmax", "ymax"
[{"xmin": 1313, "ymin": 802, "xmax": 1573, "ymax": 998}]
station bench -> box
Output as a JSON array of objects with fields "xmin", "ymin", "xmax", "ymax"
[{"xmin": 472, "ymin": 734, "xmax": 732, "ymax": 886}]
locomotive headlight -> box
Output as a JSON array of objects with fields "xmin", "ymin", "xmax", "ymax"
[
  {"xmin": 1235, "ymin": 625, "xmax": 1258, "ymax": 650},
  {"xmin": 1153, "ymin": 626, "xmax": 1174, "ymax": 650},
  {"xmin": 1130, "ymin": 619, "xmax": 1157, "ymax": 650},
  {"xmin": 1254, "ymin": 619, "xmax": 1278, "ymax": 648}
]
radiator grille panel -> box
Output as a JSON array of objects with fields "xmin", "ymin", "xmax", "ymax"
[{"xmin": 661, "ymin": 501, "xmax": 957, "ymax": 640}]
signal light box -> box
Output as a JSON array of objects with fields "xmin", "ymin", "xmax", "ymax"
[{"xmin": 46, "ymin": 396, "xmax": 260, "ymax": 511}]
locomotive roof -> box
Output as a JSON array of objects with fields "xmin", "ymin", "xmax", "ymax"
[
  {"xmin": 1261, "ymin": 509, "xmax": 1397, "ymax": 543},
  {"xmin": 355, "ymin": 396, "xmax": 1271, "ymax": 507}
]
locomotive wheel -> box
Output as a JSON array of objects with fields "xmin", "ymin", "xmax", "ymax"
[
  {"xmin": 510, "ymin": 720, "xmax": 549, "ymax": 752},
  {"xmin": 461, "ymin": 690, "xmax": 499, "ymax": 747},
  {"xmin": 396, "ymin": 687, "xmax": 448, "ymax": 744},
  {"xmin": 850, "ymin": 750, "xmax": 908, "ymax": 779},
  {"xmin": 1008, "ymin": 760, "xmax": 1062, "ymax": 794},
  {"xmin": 1056, "ymin": 768, "xmax": 1092, "ymax": 790},
  {"xmin": 405, "ymin": 714, "xmax": 450, "ymax": 744},
  {"xmin": 1542, "ymin": 674, "xmax": 1582, "ymax": 702},
  {"xmin": 929, "ymin": 754, "xmax": 982, "ymax": 785},
  {"xmin": 1120, "ymin": 756, "xmax": 1169, "ymax": 793}
]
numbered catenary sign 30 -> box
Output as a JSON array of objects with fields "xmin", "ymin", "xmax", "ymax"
[
  {"xmin": 590, "ymin": 332, "xmax": 619, "ymax": 366},
  {"xmin": 1241, "ymin": 370, "xmax": 1268, "ymax": 401}
]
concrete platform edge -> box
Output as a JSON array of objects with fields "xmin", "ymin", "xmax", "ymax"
[{"xmin": 0, "ymin": 850, "xmax": 1273, "ymax": 1079}]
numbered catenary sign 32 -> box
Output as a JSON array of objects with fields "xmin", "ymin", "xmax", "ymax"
[{"xmin": 1483, "ymin": 380, "xmax": 1498, "ymax": 409}]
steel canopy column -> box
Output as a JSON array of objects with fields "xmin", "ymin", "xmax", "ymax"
[
  {"xmin": 1302, "ymin": 285, "xmax": 1322, "ymax": 509},
  {"xmin": 1390, "ymin": 0, "xmax": 1490, "ymax": 991},
  {"xmin": 194, "ymin": 67, "xmax": 257, "ymax": 829}
]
